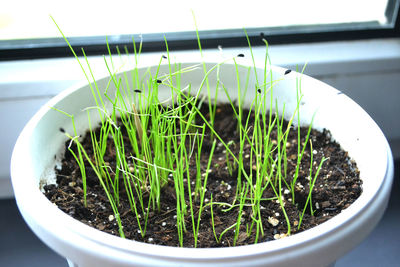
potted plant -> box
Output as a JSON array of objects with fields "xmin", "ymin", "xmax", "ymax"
[{"xmin": 11, "ymin": 30, "xmax": 393, "ymax": 267}]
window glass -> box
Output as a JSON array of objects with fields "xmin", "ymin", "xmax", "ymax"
[{"xmin": 0, "ymin": 0, "xmax": 394, "ymax": 41}]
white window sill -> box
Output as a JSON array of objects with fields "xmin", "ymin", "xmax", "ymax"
[{"xmin": 1, "ymin": 38, "xmax": 400, "ymax": 97}]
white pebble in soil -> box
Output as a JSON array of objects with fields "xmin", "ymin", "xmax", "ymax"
[{"xmin": 268, "ymin": 216, "xmax": 280, "ymax": 227}]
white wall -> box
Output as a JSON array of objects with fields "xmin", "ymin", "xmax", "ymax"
[{"xmin": 1, "ymin": 38, "xmax": 399, "ymax": 198}]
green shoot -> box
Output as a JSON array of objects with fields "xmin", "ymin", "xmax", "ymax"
[{"xmin": 50, "ymin": 16, "xmax": 329, "ymax": 248}]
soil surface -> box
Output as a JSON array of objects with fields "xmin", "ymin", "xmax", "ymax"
[{"xmin": 44, "ymin": 103, "xmax": 362, "ymax": 248}]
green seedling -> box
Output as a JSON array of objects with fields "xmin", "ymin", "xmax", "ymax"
[{"xmin": 50, "ymin": 16, "xmax": 328, "ymax": 247}]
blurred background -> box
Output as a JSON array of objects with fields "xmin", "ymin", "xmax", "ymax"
[{"xmin": 1, "ymin": 1, "xmax": 399, "ymax": 266}]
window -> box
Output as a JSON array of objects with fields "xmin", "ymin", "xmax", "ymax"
[{"xmin": 1, "ymin": 0, "xmax": 399, "ymax": 60}]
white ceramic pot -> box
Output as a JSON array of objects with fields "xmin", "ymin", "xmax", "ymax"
[{"xmin": 11, "ymin": 62, "xmax": 393, "ymax": 267}]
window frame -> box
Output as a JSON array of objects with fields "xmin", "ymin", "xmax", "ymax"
[{"xmin": 1, "ymin": 0, "xmax": 399, "ymax": 61}]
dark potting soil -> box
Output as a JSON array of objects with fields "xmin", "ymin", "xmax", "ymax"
[{"xmin": 44, "ymin": 103, "xmax": 362, "ymax": 248}]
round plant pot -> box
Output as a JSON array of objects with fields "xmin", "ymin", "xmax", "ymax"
[{"xmin": 11, "ymin": 62, "xmax": 393, "ymax": 267}]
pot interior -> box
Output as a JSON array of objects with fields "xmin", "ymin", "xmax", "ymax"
[{"xmin": 31, "ymin": 62, "xmax": 387, "ymax": 200}]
